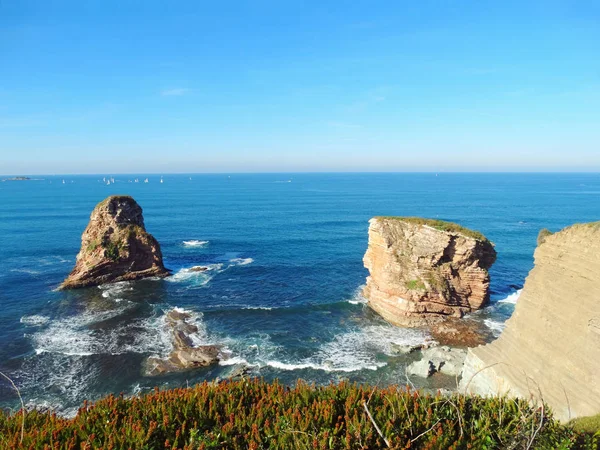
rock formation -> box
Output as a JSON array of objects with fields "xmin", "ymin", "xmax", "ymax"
[
  {"xmin": 363, "ymin": 217, "xmax": 496, "ymax": 327},
  {"xmin": 460, "ymin": 223, "xmax": 600, "ymax": 421},
  {"xmin": 145, "ymin": 309, "xmax": 221, "ymax": 376},
  {"xmin": 60, "ymin": 195, "xmax": 169, "ymax": 289}
]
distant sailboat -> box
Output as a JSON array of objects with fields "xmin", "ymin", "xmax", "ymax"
[
  {"xmin": 160, "ymin": 177, "xmax": 164, "ymax": 184},
  {"xmin": 62, "ymin": 179, "xmax": 65, "ymax": 184},
  {"xmin": 107, "ymin": 179, "xmax": 111, "ymax": 185},
  {"xmin": 134, "ymin": 178, "xmax": 139, "ymax": 183},
  {"xmin": 144, "ymin": 178, "xmax": 149, "ymax": 183}
]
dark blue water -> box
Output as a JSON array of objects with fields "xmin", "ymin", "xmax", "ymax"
[{"xmin": 1, "ymin": 173, "xmax": 599, "ymax": 414}]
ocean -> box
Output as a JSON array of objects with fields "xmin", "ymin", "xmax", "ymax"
[{"xmin": 1, "ymin": 172, "xmax": 599, "ymax": 415}]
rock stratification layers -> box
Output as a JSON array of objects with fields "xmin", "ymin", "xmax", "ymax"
[
  {"xmin": 363, "ymin": 217, "xmax": 496, "ymax": 327},
  {"xmin": 460, "ymin": 223, "xmax": 600, "ymax": 421},
  {"xmin": 60, "ymin": 196, "xmax": 169, "ymax": 289}
]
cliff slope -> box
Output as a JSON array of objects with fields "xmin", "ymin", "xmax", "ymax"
[
  {"xmin": 460, "ymin": 223, "xmax": 600, "ymax": 421},
  {"xmin": 60, "ymin": 196, "xmax": 169, "ymax": 289},
  {"xmin": 363, "ymin": 217, "xmax": 496, "ymax": 327}
]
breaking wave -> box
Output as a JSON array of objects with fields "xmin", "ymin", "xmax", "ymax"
[
  {"xmin": 20, "ymin": 315, "xmax": 50, "ymax": 327},
  {"xmin": 497, "ymin": 289, "xmax": 522, "ymax": 304},
  {"xmin": 182, "ymin": 240, "xmax": 209, "ymax": 247}
]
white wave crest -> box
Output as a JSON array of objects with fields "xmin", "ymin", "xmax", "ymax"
[
  {"xmin": 348, "ymin": 287, "xmax": 367, "ymax": 305},
  {"xmin": 219, "ymin": 356, "xmax": 251, "ymax": 366},
  {"xmin": 229, "ymin": 258, "xmax": 253, "ymax": 266},
  {"xmin": 484, "ymin": 319, "xmax": 505, "ymax": 336},
  {"xmin": 98, "ymin": 281, "xmax": 134, "ymax": 298},
  {"xmin": 498, "ymin": 289, "xmax": 522, "ymax": 304},
  {"xmin": 183, "ymin": 240, "xmax": 209, "ymax": 247},
  {"xmin": 167, "ymin": 264, "xmax": 223, "ymax": 285},
  {"xmin": 20, "ymin": 315, "xmax": 50, "ymax": 326}
]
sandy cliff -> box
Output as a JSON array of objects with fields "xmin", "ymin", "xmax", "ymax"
[
  {"xmin": 60, "ymin": 195, "xmax": 169, "ymax": 289},
  {"xmin": 460, "ymin": 223, "xmax": 600, "ymax": 421},
  {"xmin": 363, "ymin": 217, "xmax": 496, "ymax": 327}
]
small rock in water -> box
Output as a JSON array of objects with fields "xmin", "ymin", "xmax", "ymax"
[
  {"xmin": 407, "ymin": 359, "xmax": 437, "ymax": 378},
  {"xmin": 406, "ymin": 346, "xmax": 467, "ymax": 378},
  {"xmin": 188, "ymin": 266, "xmax": 209, "ymax": 273},
  {"xmin": 390, "ymin": 343, "xmax": 423, "ymax": 355},
  {"xmin": 144, "ymin": 309, "xmax": 221, "ymax": 376}
]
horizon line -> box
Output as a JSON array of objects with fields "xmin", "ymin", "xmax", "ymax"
[{"xmin": 3, "ymin": 170, "xmax": 600, "ymax": 177}]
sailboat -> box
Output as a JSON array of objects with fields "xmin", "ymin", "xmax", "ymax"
[
  {"xmin": 144, "ymin": 178, "xmax": 149, "ymax": 183},
  {"xmin": 160, "ymin": 177, "xmax": 164, "ymax": 184}
]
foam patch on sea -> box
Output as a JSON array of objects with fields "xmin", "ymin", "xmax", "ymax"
[{"xmin": 223, "ymin": 324, "xmax": 432, "ymax": 374}]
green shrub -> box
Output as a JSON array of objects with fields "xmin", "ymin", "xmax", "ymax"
[
  {"xmin": 86, "ymin": 239, "xmax": 100, "ymax": 252},
  {"xmin": 103, "ymin": 240, "xmax": 120, "ymax": 261},
  {"xmin": 537, "ymin": 228, "xmax": 554, "ymax": 246},
  {"xmin": 0, "ymin": 379, "xmax": 595, "ymax": 449}
]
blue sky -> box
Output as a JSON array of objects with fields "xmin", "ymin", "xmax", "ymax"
[{"xmin": 1, "ymin": 1, "xmax": 599, "ymax": 174}]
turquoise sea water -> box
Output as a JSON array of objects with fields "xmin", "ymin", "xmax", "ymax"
[{"xmin": 1, "ymin": 173, "xmax": 599, "ymax": 414}]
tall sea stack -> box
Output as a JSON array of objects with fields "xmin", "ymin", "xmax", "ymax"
[
  {"xmin": 60, "ymin": 195, "xmax": 169, "ymax": 289},
  {"xmin": 460, "ymin": 223, "xmax": 600, "ymax": 421},
  {"xmin": 363, "ymin": 217, "xmax": 496, "ymax": 327}
]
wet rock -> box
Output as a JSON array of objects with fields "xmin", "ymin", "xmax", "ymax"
[
  {"xmin": 390, "ymin": 343, "xmax": 423, "ymax": 355},
  {"xmin": 145, "ymin": 310, "xmax": 220, "ymax": 376}
]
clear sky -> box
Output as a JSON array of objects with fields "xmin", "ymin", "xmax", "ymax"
[{"xmin": 1, "ymin": 1, "xmax": 599, "ymax": 174}]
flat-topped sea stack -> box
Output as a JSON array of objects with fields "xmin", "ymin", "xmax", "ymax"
[
  {"xmin": 60, "ymin": 195, "xmax": 169, "ymax": 289},
  {"xmin": 363, "ymin": 217, "xmax": 496, "ymax": 327},
  {"xmin": 460, "ymin": 223, "xmax": 600, "ymax": 421}
]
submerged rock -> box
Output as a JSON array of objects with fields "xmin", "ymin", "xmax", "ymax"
[
  {"xmin": 363, "ymin": 217, "xmax": 496, "ymax": 327},
  {"xmin": 145, "ymin": 310, "xmax": 220, "ymax": 376},
  {"xmin": 60, "ymin": 196, "xmax": 169, "ymax": 289},
  {"xmin": 460, "ymin": 222, "xmax": 600, "ymax": 421}
]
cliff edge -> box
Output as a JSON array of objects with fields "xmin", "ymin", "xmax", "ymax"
[
  {"xmin": 363, "ymin": 217, "xmax": 496, "ymax": 327},
  {"xmin": 460, "ymin": 223, "xmax": 600, "ymax": 421},
  {"xmin": 60, "ymin": 196, "xmax": 169, "ymax": 289}
]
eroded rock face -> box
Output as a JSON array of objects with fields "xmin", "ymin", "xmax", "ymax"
[
  {"xmin": 60, "ymin": 196, "xmax": 169, "ymax": 289},
  {"xmin": 145, "ymin": 310, "xmax": 221, "ymax": 376},
  {"xmin": 363, "ymin": 217, "xmax": 496, "ymax": 327},
  {"xmin": 460, "ymin": 223, "xmax": 600, "ymax": 421}
]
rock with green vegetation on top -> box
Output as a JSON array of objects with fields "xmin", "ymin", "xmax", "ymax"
[
  {"xmin": 363, "ymin": 216, "xmax": 496, "ymax": 327},
  {"xmin": 60, "ymin": 195, "xmax": 169, "ymax": 289}
]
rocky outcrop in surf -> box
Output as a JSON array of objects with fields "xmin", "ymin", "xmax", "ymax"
[
  {"xmin": 145, "ymin": 309, "xmax": 220, "ymax": 376},
  {"xmin": 60, "ymin": 196, "xmax": 169, "ymax": 289},
  {"xmin": 460, "ymin": 223, "xmax": 600, "ymax": 421},
  {"xmin": 363, "ymin": 217, "xmax": 496, "ymax": 327}
]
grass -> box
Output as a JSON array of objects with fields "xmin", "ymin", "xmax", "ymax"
[
  {"xmin": 405, "ymin": 279, "xmax": 426, "ymax": 291},
  {"xmin": 570, "ymin": 413, "xmax": 600, "ymax": 435},
  {"xmin": 0, "ymin": 379, "xmax": 597, "ymax": 449},
  {"xmin": 376, "ymin": 217, "xmax": 489, "ymax": 242}
]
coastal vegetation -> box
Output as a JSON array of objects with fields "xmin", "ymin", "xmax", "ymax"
[
  {"xmin": 0, "ymin": 379, "xmax": 597, "ymax": 449},
  {"xmin": 377, "ymin": 217, "xmax": 489, "ymax": 242}
]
